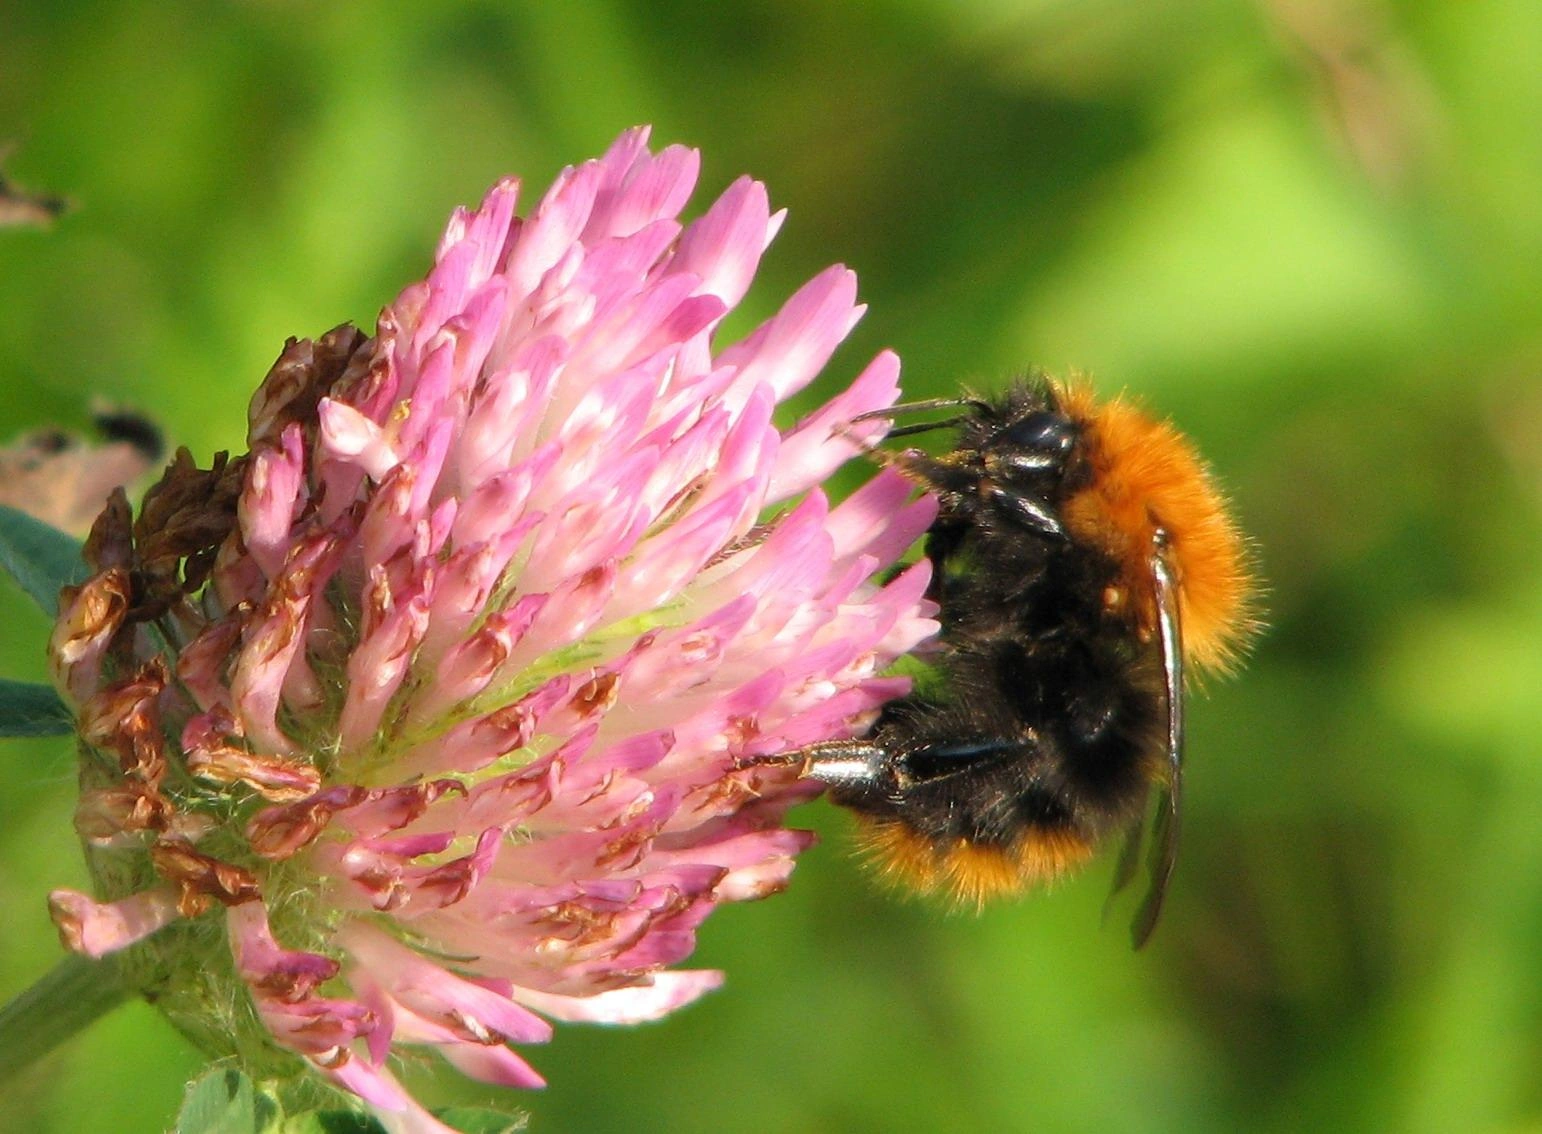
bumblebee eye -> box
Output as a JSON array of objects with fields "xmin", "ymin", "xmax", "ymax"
[{"xmin": 996, "ymin": 411, "xmax": 1077, "ymax": 475}]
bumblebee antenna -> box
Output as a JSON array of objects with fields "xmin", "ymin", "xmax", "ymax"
[
  {"xmin": 847, "ymin": 396, "xmax": 992, "ymax": 440},
  {"xmin": 1130, "ymin": 528, "xmax": 1185, "ymax": 948},
  {"xmin": 849, "ymin": 396, "xmax": 992, "ymax": 422}
]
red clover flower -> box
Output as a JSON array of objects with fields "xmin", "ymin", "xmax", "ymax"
[{"xmin": 39, "ymin": 128, "xmax": 936, "ymax": 1130}]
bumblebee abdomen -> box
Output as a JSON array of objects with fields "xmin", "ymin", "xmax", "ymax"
[
  {"xmin": 855, "ymin": 816, "xmax": 1095, "ymax": 910},
  {"xmin": 836, "ymin": 636, "xmax": 1163, "ymax": 908}
]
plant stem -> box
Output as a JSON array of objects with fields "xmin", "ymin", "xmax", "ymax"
[{"xmin": 0, "ymin": 953, "xmax": 129, "ymax": 1081}]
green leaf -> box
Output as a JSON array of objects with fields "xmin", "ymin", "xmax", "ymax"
[
  {"xmin": 0, "ymin": 504, "xmax": 86, "ymax": 616},
  {"xmin": 276, "ymin": 1106, "xmax": 525, "ymax": 1134},
  {"xmin": 281, "ymin": 1111, "xmax": 386, "ymax": 1134},
  {"xmin": 175, "ymin": 1067, "xmax": 281, "ymax": 1134},
  {"xmin": 433, "ymin": 1107, "xmax": 529, "ymax": 1134},
  {"xmin": 0, "ymin": 679, "xmax": 72, "ymax": 736}
]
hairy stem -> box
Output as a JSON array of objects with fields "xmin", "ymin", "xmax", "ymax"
[{"xmin": 0, "ymin": 953, "xmax": 128, "ymax": 1081}]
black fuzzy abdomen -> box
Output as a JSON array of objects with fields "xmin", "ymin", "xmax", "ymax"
[{"xmin": 847, "ymin": 528, "xmax": 1164, "ymax": 851}]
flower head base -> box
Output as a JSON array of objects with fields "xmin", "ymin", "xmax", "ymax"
[{"xmin": 47, "ymin": 128, "xmax": 936, "ymax": 1128}]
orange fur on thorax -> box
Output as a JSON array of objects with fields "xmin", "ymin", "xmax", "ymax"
[{"xmin": 1056, "ymin": 383, "xmax": 1256, "ymax": 675}]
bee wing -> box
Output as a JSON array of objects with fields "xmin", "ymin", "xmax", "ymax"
[
  {"xmin": 1106, "ymin": 810, "xmax": 1145, "ymax": 903},
  {"xmin": 1102, "ymin": 780, "xmax": 1176, "ymax": 948},
  {"xmin": 1128, "ymin": 532, "xmax": 1186, "ymax": 949},
  {"xmin": 1129, "ymin": 783, "xmax": 1179, "ymax": 949}
]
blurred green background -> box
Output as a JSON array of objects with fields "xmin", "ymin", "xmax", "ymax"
[{"xmin": 2, "ymin": 1, "xmax": 1539, "ymax": 1131}]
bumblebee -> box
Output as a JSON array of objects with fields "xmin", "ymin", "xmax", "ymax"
[{"xmin": 800, "ymin": 376, "xmax": 1255, "ymax": 946}]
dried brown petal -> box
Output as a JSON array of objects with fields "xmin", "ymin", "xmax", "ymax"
[
  {"xmin": 186, "ymin": 746, "xmax": 323, "ymax": 802},
  {"xmin": 569, "ymin": 672, "xmax": 621, "ymax": 719},
  {"xmin": 150, "ymin": 838, "xmax": 261, "ymax": 916},
  {"xmin": 74, "ymin": 784, "xmax": 172, "ymax": 842},
  {"xmin": 50, "ymin": 567, "xmax": 132, "ymax": 701},
  {"xmin": 246, "ymin": 324, "xmax": 370, "ymax": 451},
  {"xmin": 247, "ymin": 787, "xmax": 369, "ymax": 860},
  {"xmin": 129, "ymin": 448, "xmax": 249, "ymax": 615}
]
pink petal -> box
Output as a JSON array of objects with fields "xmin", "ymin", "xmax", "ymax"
[
  {"xmin": 767, "ymin": 349, "xmax": 904, "ymax": 502},
  {"xmin": 341, "ymin": 924, "xmax": 554, "ymax": 1045},
  {"xmin": 587, "ymin": 140, "xmax": 699, "ymax": 241},
  {"xmin": 517, "ymin": 969, "xmax": 725, "ymax": 1024},
  {"xmin": 718, "ymin": 265, "xmax": 865, "ymax": 403},
  {"xmin": 674, "ymin": 176, "xmax": 777, "ymax": 309},
  {"xmin": 47, "ymin": 888, "xmax": 181, "ymax": 958}
]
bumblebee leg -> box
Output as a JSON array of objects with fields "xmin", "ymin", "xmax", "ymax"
[
  {"xmin": 797, "ymin": 740, "xmax": 889, "ymax": 791},
  {"xmin": 733, "ymin": 741, "xmax": 893, "ymax": 807},
  {"xmin": 988, "ymin": 484, "xmax": 1065, "ymax": 539},
  {"xmin": 731, "ymin": 750, "xmax": 809, "ymax": 772}
]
